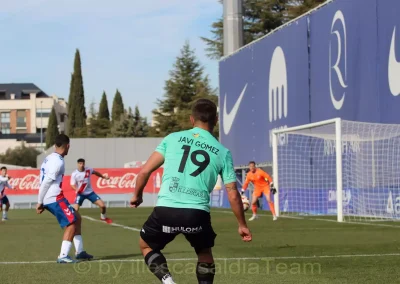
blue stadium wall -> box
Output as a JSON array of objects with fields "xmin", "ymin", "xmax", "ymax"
[{"xmin": 211, "ymin": 0, "xmax": 400, "ymax": 209}]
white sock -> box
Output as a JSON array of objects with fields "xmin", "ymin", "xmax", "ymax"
[
  {"xmin": 59, "ymin": 241, "xmax": 72, "ymax": 258},
  {"xmin": 3, "ymin": 211, "xmax": 7, "ymax": 218},
  {"xmin": 73, "ymin": 235, "xmax": 84, "ymax": 254},
  {"xmin": 162, "ymin": 274, "xmax": 175, "ymax": 284},
  {"xmin": 101, "ymin": 213, "xmax": 106, "ymax": 219}
]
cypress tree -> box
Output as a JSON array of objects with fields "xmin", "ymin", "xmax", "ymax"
[
  {"xmin": 67, "ymin": 73, "xmax": 75, "ymax": 136},
  {"xmin": 111, "ymin": 89, "xmax": 124, "ymax": 122},
  {"xmin": 98, "ymin": 91, "xmax": 110, "ymax": 121},
  {"xmin": 67, "ymin": 49, "xmax": 87, "ymax": 137},
  {"xmin": 72, "ymin": 49, "xmax": 87, "ymax": 129},
  {"xmin": 45, "ymin": 107, "xmax": 59, "ymax": 149}
]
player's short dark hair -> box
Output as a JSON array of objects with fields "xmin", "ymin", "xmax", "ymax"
[
  {"xmin": 249, "ymin": 161, "xmax": 256, "ymax": 166},
  {"xmin": 55, "ymin": 134, "xmax": 70, "ymax": 148},
  {"xmin": 77, "ymin": 158, "xmax": 85, "ymax": 163},
  {"xmin": 0, "ymin": 166, "xmax": 6, "ymax": 171},
  {"xmin": 191, "ymin": 99, "xmax": 217, "ymax": 126}
]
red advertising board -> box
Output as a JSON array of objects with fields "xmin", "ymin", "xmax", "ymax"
[{"xmin": 5, "ymin": 168, "xmax": 163, "ymax": 203}]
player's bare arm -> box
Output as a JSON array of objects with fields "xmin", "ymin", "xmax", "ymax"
[
  {"xmin": 130, "ymin": 151, "xmax": 164, "ymax": 208},
  {"xmin": 93, "ymin": 170, "xmax": 110, "ymax": 180},
  {"xmin": 225, "ymin": 181, "xmax": 252, "ymax": 242},
  {"xmin": 71, "ymin": 184, "xmax": 78, "ymax": 192}
]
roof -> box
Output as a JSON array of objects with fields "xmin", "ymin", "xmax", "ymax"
[
  {"xmin": 0, "ymin": 133, "xmax": 45, "ymax": 143},
  {"xmin": 0, "ymin": 83, "xmax": 49, "ymax": 99}
]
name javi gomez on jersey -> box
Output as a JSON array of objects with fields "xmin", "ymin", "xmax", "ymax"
[{"xmin": 155, "ymin": 127, "xmax": 236, "ymax": 212}]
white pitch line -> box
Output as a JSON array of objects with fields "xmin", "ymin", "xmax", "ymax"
[
  {"xmin": 1, "ymin": 253, "xmax": 400, "ymax": 265},
  {"xmin": 215, "ymin": 210, "xmax": 306, "ymax": 220},
  {"xmin": 213, "ymin": 210, "xmax": 400, "ymax": 228},
  {"xmin": 82, "ymin": 216, "xmax": 141, "ymax": 232},
  {"xmin": 310, "ymin": 218, "xmax": 400, "ymax": 228}
]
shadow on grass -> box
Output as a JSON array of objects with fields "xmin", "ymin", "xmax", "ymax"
[{"xmin": 96, "ymin": 251, "xmax": 178, "ymax": 261}]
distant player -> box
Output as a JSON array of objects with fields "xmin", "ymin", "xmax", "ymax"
[
  {"xmin": 0, "ymin": 167, "xmax": 14, "ymax": 221},
  {"xmin": 241, "ymin": 161, "xmax": 277, "ymax": 221},
  {"xmin": 130, "ymin": 99, "xmax": 252, "ymax": 284},
  {"xmin": 37, "ymin": 134, "xmax": 93, "ymax": 263},
  {"xmin": 70, "ymin": 158, "xmax": 112, "ymax": 224}
]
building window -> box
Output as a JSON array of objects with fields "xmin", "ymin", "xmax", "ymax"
[
  {"xmin": 36, "ymin": 108, "xmax": 51, "ymax": 118},
  {"xmin": 17, "ymin": 110, "xmax": 27, "ymax": 128},
  {"xmin": 0, "ymin": 112, "xmax": 10, "ymax": 134},
  {"xmin": 36, "ymin": 128, "xmax": 47, "ymax": 134}
]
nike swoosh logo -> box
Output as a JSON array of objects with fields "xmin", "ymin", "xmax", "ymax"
[
  {"xmin": 389, "ymin": 26, "xmax": 400, "ymax": 96},
  {"xmin": 223, "ymin": 84, "xmax": 248, "ymax": 135}
]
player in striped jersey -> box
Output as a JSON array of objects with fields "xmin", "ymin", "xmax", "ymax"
[{"xmin": 70, "ymin": 158, "xmax": 112, "ymax": 224}]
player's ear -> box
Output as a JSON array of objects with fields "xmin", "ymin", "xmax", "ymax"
[{"xmin": 190, "ymin": 115, "xmax": 195, "ymax": 125}]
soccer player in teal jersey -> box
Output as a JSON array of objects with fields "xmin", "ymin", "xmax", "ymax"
[{"xmin": 130, "ymin": 99, "xmax": 252, "ymax": 284}]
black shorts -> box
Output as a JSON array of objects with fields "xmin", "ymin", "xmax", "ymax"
[{"xmin": 140, "ymin": 206, "xmax": 217, "ymax": 252}]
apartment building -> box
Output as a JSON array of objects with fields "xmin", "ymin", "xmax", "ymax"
[{"xmin": 0, "ymin": 83, "xmax": 68, "ymax": 153}]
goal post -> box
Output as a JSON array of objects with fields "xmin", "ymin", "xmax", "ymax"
[{"xmin": 272, "ymin": 118, "xmax": 400, "ymax": 222}]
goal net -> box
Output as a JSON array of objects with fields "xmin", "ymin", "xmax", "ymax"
[{"xmin": 272, "ymin": 118, "xmax": 400, "ymax": 222}]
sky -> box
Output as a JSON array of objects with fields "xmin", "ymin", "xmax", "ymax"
[{"xmin": 0, "ymin": 0, "xmax": 222, "ymax": 121}]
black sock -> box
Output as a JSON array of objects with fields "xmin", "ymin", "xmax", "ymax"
[
  {"xmin": 144, "ymin": 251, "xmax": 171, "ymax": 281},
  {"xmin": 196, "ymin": 262, "xmax": 215, "ymax": 284}
]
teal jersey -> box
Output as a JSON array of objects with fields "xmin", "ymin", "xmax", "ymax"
[{"xmin": 155, "ymin": 127, "xmax": 237, "ymax": 212}]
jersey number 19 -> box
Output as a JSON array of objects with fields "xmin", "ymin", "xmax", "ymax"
[{"xmin": 178, "ymin": 145, "xmax": 210, "ymax": 177}]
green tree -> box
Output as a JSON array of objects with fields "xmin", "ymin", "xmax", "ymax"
[
  {"xmin": 111, "ymin": 89, "xmax": 124, "ymax": 123},
  {"xmin": 98, "ymin": 91, "xmax": 110, "ymax": 121},
  {"xmin": 66, "ymin": 73, "xmax": 75, "ymax": 136},
  {"xmin": 152, "ymin": 41, "xmax": 217, "ymax": 137},
  {"xmin": 109, "ymin": 105, "xmax": 149, "ymax": 138},
  {"xmin": 45, "ymin": 107, "xmax": 59, "ymax": 149},
  {"xmin": 67, "ymin": 49, "xmax": 87, "ymax": 137},
  {"xmin": 110, "ymin": 108, "xmax": 134, "ymax": 137},
  {"xmin": 133, "ymin": 105, "xmax": 149, "ymax": 137},
  {"xmin": 87, "ymin": 100, "xmax": 110, "ymax": 138},
  {"xmin": 287, "ymin": 0, "xmax": 327, "ymax": 19},
  {"xmin": 0, "ymin": 143, "xmax": 40, "ymax": 168},
  {"xmin": 202, "ymin": 0, "xmax": 327, "ymax": 60}
]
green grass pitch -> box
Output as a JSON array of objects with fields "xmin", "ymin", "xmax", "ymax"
[{"xmin": 0, "ymin": 208, "xmax": 399, "ymax": 283}]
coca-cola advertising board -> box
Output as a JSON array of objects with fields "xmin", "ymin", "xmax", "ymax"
[{"xmin": 5, "ymin": 168, "xmax": 163, "ymax": 204}]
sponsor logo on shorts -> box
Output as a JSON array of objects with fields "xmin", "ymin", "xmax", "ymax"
[{"xmin": 162, "ymin": 225, "xmax": 203, "ymax": 234}]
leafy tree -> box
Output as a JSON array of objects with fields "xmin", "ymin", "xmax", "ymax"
[
  {"xmin": 98, "ymin": 91, "xmax": 110, "ymax": 121},
  {"xmin": 45, "ymin": 107, "xmax": 59, "ymax": 149},
  {"xmin": 111, "ymin": 89, "xmax": 124, "ymax": 123},
  {"xmin": 67, "ymin": 49, "xmax": 87, "ymax": 136},
  {"xmin": 202, "ymin": 0, "xmax": 327, "ymax": 60},
  {"xmin": 0, "ymin": 143, "xmax": 40, "ymax": 168},
  {"xmin": 152, "ymin": 41, "xmax": 218, "ymax": 137}
]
